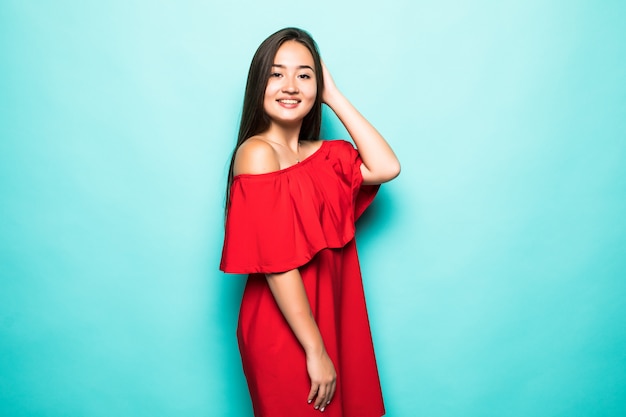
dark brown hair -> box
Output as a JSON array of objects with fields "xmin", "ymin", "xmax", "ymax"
[{"xmin": 225, "ymin": 27, "xmax": 324, "ymax": 210}]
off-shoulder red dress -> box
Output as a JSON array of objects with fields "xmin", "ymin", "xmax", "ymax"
[{"xmin": 220, "ymin": 140, "xmax": 385, "ymax": 417}]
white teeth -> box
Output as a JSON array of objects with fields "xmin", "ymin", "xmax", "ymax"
[{"xmin": 279, "ymin": 99, "xmax": 298, "ymax": 104}]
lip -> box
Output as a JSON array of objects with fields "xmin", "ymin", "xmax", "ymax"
[{"xmin": 276, "ymin": 98, "xmax": 301, "ymax": 108}]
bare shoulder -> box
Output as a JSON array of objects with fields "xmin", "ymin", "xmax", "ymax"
[{"xmin": 233, "ymin": 137, "xmax": 280, "ymax": 176}]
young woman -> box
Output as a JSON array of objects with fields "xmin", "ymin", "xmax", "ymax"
[{"xmin": 220, "ymin": 27, "xmax": 400, "ymax": 417}]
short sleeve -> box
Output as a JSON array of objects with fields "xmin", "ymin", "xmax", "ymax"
[
  {"xmin": 347, "ymin": 145, "xmax": 380, "ymax": 219},
  {"xmin": 219, "ymin": 140, "xmax": 379, "ymax": 274},
  {"xmin": 326, "ymin": 140, "xmax": 380, "ymax": 220}
]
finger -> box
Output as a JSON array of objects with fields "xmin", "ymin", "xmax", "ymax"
[
  {"xmin": 307, "ymin": 383, "xmax": 319, "ymax": 404},
  {"xmin": 327, "ymin": 380, "xmax": 336, "ymax": 404},
  {"xmin": 314, "ymin": 384, "xmax": 327, "ymax": 409},
  {"xmin": 320, "ymin": 381, "xmax": 335, "ymax": 412}
]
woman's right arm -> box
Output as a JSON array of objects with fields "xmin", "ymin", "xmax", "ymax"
[
  {"xmin": 266, "ymin": 270, "xmax": 337, "ymax": 411},
  {"xmin": 233, "ymin": 139, "xmax": 336, "ymax": 412}
]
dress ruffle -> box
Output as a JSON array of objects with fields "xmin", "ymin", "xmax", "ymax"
[{"xmin": 220, "ymin": 140, "xmax": 379, "ymax": 274}]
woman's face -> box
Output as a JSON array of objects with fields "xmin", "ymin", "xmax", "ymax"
[{"xmin": 263, "ymin": 40, "xmax": 317, "ymax": 126}]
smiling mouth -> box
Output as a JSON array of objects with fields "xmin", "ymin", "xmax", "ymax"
[{"xmin": 278, "ymin": 99, "xmax": 300, "ymax": 105}]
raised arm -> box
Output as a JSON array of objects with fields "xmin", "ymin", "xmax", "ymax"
[{"xmin": 321, "ymin": 62, "xmax": 401, "ymax": 185}]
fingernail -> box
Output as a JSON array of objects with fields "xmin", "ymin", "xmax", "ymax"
[
  {"xmin": 327, "ymin": 401, "xmax": 331, "ymax": 404},
  {"xmin": 315, "ymin": 406, "xmax": 319, "ymax": 410},
  {"xmin": 321, "ymin": 407, "xmax": 325, "ymax": 412},
  {"xmin": 308, "ymin": 400, "xmax": 312, "ymax": 404}
]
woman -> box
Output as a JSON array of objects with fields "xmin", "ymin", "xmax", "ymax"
[{"xmin": 220, "ymin": 27, "xmax": 400, "ymax": 416}]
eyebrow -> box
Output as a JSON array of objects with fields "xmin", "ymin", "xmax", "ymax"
[{"xmin": 271, "ymin": 64, "xmax": 314, "ymax": 71}]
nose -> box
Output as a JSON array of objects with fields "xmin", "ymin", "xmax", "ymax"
[{"xmin": 282, "ymin": 76, "xmax": 299, "ymax": 94}]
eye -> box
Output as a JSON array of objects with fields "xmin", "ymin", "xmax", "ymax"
[
  {"xmin": 270, "ymin": 72, "xmax": 282, "ymax": 78},
  {"xmin": 298, "ymin": 74, "xmax": 312, "ymax": 79}
]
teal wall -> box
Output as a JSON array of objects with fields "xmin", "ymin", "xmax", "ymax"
[{"xmin": 1, "ymin": 1, "xmax": 625, "ymax": 416}]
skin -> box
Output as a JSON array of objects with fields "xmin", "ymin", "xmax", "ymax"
[{"xmin": 233, "ymin": 40, "xmax": 400, "ymax": 413}]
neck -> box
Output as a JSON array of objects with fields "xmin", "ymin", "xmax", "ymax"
[{"xmin": 264, "ymin": 123, "xmax": 302, "ymax": 151}]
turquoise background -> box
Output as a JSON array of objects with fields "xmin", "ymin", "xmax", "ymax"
[{"xmin": 1, "ymin": 1, "xmax": 625, "ymax": 416}]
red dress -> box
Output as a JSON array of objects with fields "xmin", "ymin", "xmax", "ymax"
[{"xmin": 220, "ymin": 140, "xmax": 385, "ymax": 417}]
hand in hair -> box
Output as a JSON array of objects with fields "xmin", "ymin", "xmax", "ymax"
[
  {"xmin": 320, "ymin": 60, "xmax": 339, "ymax": 106},
  {"xmin": 319, "ymin": 61, "xmax": 401, "ymax": 185}
]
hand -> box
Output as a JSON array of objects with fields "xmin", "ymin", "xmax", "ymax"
[
  {"xmin": 320, "ymin": 60, "xmax": 341, "ymax": 106},
  {"xmin": 306, "ymin": 349, "xmax": 337, "ymax": 412}
]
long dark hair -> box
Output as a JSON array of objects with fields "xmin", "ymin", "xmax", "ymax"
[{"xmin": 225, "ymin": 27, "xmax": 324, "ymax": 210}]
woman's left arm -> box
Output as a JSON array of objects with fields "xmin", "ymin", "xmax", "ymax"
[{"xmin": 322, "ymin": 62, "xmax": 401, "ymax": 185}]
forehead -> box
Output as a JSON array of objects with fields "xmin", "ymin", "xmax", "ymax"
[{"xmin": 273, "ymin": 41, "xmax": 314, "ymax": 66}]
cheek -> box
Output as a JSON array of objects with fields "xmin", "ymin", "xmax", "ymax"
[
  {"xmin": 264, "ymin": 80, "xmax": 280, "ymax": 97},
  {"xmin": 263, "ymin": 85, "xmax": 276, "ymax": 106},
  {"xmin": 302, "ymin": 83, "xmax": 317, "ymax": 105}
]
